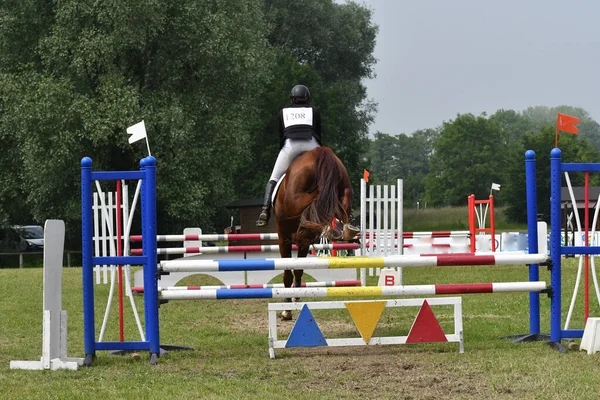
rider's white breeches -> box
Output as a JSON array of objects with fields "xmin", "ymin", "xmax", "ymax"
[{"xmin": 269, "ymin": 137, "xmax": 320, "ymax": 182}]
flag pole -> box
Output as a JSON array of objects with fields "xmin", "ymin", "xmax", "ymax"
[
  {"xmin": 555, "ymin": 114, "xmax": 559, "ymax": 148},
  {"xmin": 145, "ymin": 138, "xmax": 152, "ymax": 157}
]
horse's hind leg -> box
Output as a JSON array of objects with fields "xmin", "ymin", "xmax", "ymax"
[
  {"xmin": 278, "ymin": 272, "xmax": 293, "ymax": 318},
  {"xmin": 292, "ymin": 246, "xmax": 309, "ymax": 303},
  {"xmin": 278, "ymin": 232, "xmax": 295, "ymax": 321}
]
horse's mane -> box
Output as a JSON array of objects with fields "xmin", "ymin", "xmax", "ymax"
[{"xmin": 297, "ymin": 147, "xmax": 352, "ymax": 238}]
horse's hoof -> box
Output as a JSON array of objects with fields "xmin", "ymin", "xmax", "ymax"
[
  {"xmin": 280, "ymin": 311, "xmax": 293, "ymax": 321},
  {"xmin": 343, "ymin": 224, "xmax": 360, "ymax": 241},
  {"xmin": 292, "ymin": 297, "xmax": 301, "ymax": 303}
]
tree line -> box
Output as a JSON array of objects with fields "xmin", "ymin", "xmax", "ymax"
[
  {"xmin": 1, "ymin": 1, "xmax": 598, "ymax": 250},
  {"xmin": 0, "ymin": 0, "xmax": 377, "ymax": 248},
  {"xmin": 367, "ymin": 105, "xmax": 600, "ymax": 223}
]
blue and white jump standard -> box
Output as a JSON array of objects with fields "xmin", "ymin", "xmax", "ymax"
[
  {"xmin": 81, "ymin": 156, "xmax": 161, "ymax": 366},
  {"xmin": 549, "ymin": 148, "xmax": 600, "ymax": 351}
]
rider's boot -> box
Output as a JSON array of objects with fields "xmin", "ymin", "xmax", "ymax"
[{"xmin": 256, "ymin": 180, "xmax": 277, "ymax": 227}]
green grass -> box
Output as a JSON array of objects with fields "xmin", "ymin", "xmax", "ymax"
[
  {"xmin": 2, "ymin": 259, "xmax": 600, "ymax": 399},
  {"xmin": 403, "ymin": 206, "xmax": 526, "ymax": 232}
]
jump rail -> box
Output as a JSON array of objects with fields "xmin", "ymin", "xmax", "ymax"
[
  {"xmin": 131, "ymin": 243, "xmax": 360, "ymax": 255},
  {"xmin": 159, "ymin": 281, "xmax": 548, "ymax": 301},
  {"xmin": 159, "ymin": 253, "xmax": 549, "ymax": 273},
  {"xmin": 128, "ymin": 230, "xmax": 471, "ymax": 243},
  {"xmin": 131, "ymin": 280, "xmax": 362, "ymax": 293}
]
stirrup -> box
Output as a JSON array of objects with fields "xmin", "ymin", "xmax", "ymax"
[{"xmin": 255, "ymin": 210, "xmax": 269, "ymax": 227}]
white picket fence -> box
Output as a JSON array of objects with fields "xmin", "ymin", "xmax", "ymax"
[{"xmin": 359, "ymin": 179, "xmax": 403, "ymax": 285}]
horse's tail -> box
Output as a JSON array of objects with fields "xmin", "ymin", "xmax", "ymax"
[{"xmin": 298, "ymin": 147, "xmax": 352, "ymax": 241}]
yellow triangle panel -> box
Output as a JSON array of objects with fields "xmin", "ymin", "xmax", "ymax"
[{"xmin": 345, "ymin": 301, "xmax": 386, "ymax": 344}]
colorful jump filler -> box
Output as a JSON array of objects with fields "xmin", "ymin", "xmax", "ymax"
[{"xmin": 267, "ymin": 298, "xmax": 464, "ymax": 358}]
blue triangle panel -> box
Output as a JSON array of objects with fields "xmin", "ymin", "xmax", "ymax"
[{"xmin": 285, "ymin": 305, "xmax": 327, "ymax": 348}]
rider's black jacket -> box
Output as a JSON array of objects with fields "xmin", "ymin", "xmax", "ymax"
[{"xmin": 277, "ymin": 104, "xmax": 322, "ymax": 149}]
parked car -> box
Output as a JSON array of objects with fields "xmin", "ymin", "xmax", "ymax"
[{"xmin": 0, "ymin": 225, "xmax": 44, "ymax": 253}]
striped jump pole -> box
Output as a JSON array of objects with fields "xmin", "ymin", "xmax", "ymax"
[
  {"xmin": 130, "ymin": 233, "xmax": 280, "ymax": 242},
  {"xmin": 159, "ymin": 253, "xmax": 550, "ymax": 273},
  {"xmin": 130, "ymin": 231, "xmax": 470, "ymax": 243},
  {"xmin": 132, "ymin": 242, "xmax": 467, "ymax": 256},
  {"xmin": 132, "ymin": 280, "xmax": 362, "ymax": 293},
  {"xmin": 159, "ymin": 281, "xmax": 548, "ymax": 300},
  {"xmin": 361, "ymin": 230, "xmax": 471, "ymax": 239},
  {"xmin": 131, "ymin": 243, "xmax": 359, "ymax": 256}
]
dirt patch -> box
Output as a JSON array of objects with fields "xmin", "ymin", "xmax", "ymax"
[{"xmin": 270, "ymin": 348, "xmax": 494, "ymax": 399}]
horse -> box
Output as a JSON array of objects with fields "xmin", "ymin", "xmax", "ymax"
[{"xmin": 273, "ymin": 146, "xmax": 359, "ymax": 320}]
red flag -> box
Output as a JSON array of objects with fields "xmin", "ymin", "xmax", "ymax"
[
  {"xmin": 363, "ymin": 169, "xmax": 370, "ymax": 183},
  {"xmin": 557, "ymin": 113, "xmax": 580, "ymax": 134}
]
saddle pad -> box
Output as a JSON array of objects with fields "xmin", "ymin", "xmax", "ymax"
[{"xmin": 272, "ymin": 174, "xmax": 285, "ymax": 204}]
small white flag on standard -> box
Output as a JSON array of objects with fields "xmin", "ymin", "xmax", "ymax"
[
  {"xmin": 491, "ymin": 183, "xmax": 501, "ymax": 191},
  {"xmin": 127, "ymin": 120, "xmax": 147, "ymax": 144}
]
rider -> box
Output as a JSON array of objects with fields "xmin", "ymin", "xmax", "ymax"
[{"xmin": 255, "ymin": 84, "xmax": 322, "ymax": 227}]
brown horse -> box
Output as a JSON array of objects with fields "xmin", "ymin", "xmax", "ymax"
[{"xmin": 273, "ymin": 146, "xmax": 359, "ymax": 320}]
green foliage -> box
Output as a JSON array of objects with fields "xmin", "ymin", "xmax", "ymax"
[
  {"xmin": 488, "ymin": 108, "xmax": 536, "ymax": 143},
  {"xmin": 522, "ymin": 105, "xmax": 600, "ymax": 152},
  {"xmin": 264, "ymin": 0, "xmax": 377, "ymax": 82},
  {"xmin": 425, "ymin": 113, "xmax": 508, "ymax": 207},
  {"xmin": 235, "ymin": 1, "xmax": 377, "ymax": 205},
  {"xmin": 0, "ymin": 0, "xmax": 377, "ymax": 245},
  {"xmin": 4, "ymin": 0, "xmax": 600, "ymax": 247},
  {"xmin": 504, "ymin": 126, "xmax": 600, "ymax": 223},
  {"xmin": 0, "ymin": 0, "xmax": 277, "ymax": 244},
  {"xmin": 367, "ymin": 129, "xmax": 437, "ymax": 206}
]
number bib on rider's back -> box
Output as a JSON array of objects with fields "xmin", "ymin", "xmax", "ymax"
[{"xmin": 282, "ymin": 107, "xmax": 313, "ymax": 128}]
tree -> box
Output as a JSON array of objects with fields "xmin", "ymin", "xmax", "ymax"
[
  {"xmin": 0, "ymin": 0, "xmax": 274, "ymax": 245},
  {"xmin": 0, "ymin": 0, "xmax": 380, "ymax": 246},
  {"xmin": 522, "ymin": 105, "xmax": 600, "ymax": 152},
  {"xmin": 488, "ymin": 109, "xmax": 536, "ymax": 144},
  {"xmin": 504, "ymin": 127, "xmax": 600, "ymax": 223},
  {"xmin": 238, "ymin": 0, "xmax": 378, "ymax": 203},
  {"xmin": 424, "ymin": 114, "xmax": 509, "ymax": 207},
  {"xmin": 367, "ymin": 129, "xmax": 437, "ymax": 207}
]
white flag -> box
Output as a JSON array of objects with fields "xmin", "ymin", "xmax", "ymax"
[
  {"xmin": 127, "ymin": 120, "xmax": 147, "ymax": 144},
  {"xmin": 491, "ymin": 183, "xmax": 501, "ymax": 191}
]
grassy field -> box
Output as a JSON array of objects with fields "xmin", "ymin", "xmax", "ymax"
[
  {"xmin": 403, "ymin": 206, "xmax": 526, "ymax": 232},
  {"xmin": 2, "ymin": 256, "xmax": 600, "ymax": 400}
]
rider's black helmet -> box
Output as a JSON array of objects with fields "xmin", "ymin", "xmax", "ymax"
[{"xmin": 290, "ymin": 85, "xmax": 310, "ymax": 104}]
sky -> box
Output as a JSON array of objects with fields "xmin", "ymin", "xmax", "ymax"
[{"xmin": 356, "ymin": 0, "xmax": 600, "ymax": 135}]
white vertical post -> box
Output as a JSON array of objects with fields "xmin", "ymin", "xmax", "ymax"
[
  {"xmin": 360, "ymin": 179, "xmax": 367, "ymax": 285},
  {"xmin": 390, "ymin": 183, "xmax": 396, "ymax": 254},
  {"xmin": 183, "ymin": 227, "xmax": 203, "ymax": 258},
  {"xmin": 368, "ymin": 184, "xmax": 375, "ymax": 283},
  {"xmin": 397, "ymin": 179, "xmax": 403, "ymax": 284},
  {"xmin": 383, "ymin": 185, "xmax": 389, "ymax": 256},
  {"xmin": 10, "ymin": 220, "xmax": 84, "ymax": 370},
  {"xmin": 93, "ymin": 193, "xmax": 101, "ymax": 283}
]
